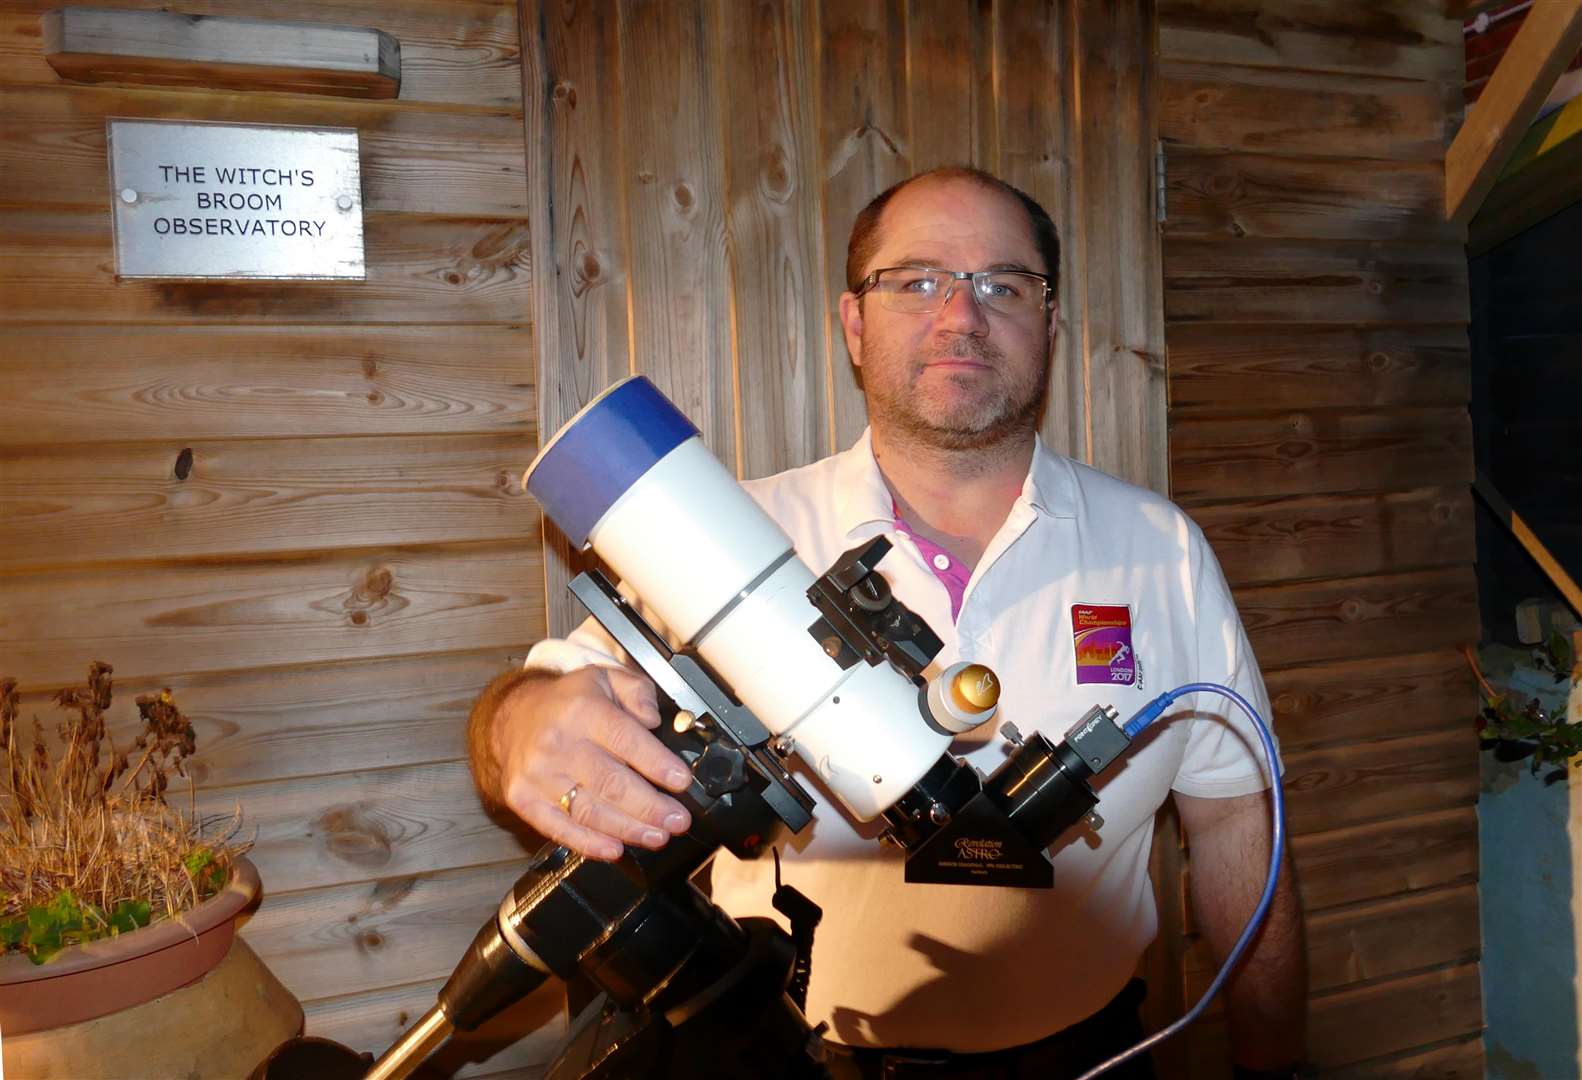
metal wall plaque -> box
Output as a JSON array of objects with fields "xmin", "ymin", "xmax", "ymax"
[{"xmin": 106, "ymin": 118, "xmax": 365, "ymax": 280}]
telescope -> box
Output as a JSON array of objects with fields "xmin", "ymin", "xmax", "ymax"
[{"xmin": 255, "ymin": 376, "xmax": 1147, "ymax": 1080}]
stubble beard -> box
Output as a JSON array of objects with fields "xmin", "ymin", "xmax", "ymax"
[{"xmin": 863, "ymin": 334, "xmax": 1050, "ymax": 454}]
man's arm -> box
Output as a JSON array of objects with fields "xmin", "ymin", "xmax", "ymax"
[{"xmin": 1174, "ymin": 789, "xmax": 1308, "ymax": 1076}]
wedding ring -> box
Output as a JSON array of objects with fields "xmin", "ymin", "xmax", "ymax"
[{"xmin": 557, "ymin": 782, "xmax": 581, "ymax": 814}]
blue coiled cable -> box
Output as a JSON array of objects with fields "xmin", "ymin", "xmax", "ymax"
[{"xmin": 1072, "ymin": 681, "xmax": 1285, "ymax": 1080}]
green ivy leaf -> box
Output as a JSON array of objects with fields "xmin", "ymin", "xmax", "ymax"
[{"xmin": 107, "ymin": 899, "xmax": 151, "ymax": 935}]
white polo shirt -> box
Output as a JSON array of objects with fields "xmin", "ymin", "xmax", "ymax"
[{"xmin": 525, "ymin": 431, "xmax": 1277, "ymax": 1053}]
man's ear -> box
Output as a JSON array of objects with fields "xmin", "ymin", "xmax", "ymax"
[
  {"xmin": 1046, "ymin": 301, "xmax": 1059, "ymax": 345},
  {"xmin": 838, "ymin": 291, "xmax": 865, "ymax": 368}
]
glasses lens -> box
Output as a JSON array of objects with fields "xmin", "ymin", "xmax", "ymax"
[
  {"xmin": 975, "ymin": 272, "xmax": 1047, "ymax": 315},
  {"xmin": 873, "ymin": 268, "xmax": 948, "ymax": 312}
]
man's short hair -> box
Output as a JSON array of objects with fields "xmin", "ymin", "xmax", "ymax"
[{"xmin": 844, "ymin": 166, "xmax": 1061, "ymax": 299}]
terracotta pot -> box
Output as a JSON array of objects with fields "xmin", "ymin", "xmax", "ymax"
[{"xmin": 0, "ymin": 855, "xmax": 261, "ymax": 1034}]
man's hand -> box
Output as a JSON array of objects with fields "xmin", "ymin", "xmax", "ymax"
[{"xmin": 469, "ymin": 665, "xmax": 693, "ymax": 862}]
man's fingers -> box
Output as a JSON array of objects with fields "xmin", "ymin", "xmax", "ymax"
[
  {"xmin": 505, "ymin": 779, "xmax": 623, "ymax": 862},
  {"xmin": 604, "ymin": 665, "xmax": 661, "ymax": 729},
  {"xmin": 587, "ymin": 695, "xmax": 692, "ymax": 795},
  {"xmin": 506, "ymin": 771, "xmax": 679, "ymax": 861},
  {"xmin": 570, "ymin": 742, "xmax": 691, "ymax": 836}
]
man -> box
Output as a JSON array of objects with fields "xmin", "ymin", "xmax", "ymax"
[{"xmin": 468, "ymin": 167, "xmax": 1307, "ymax": 1079}]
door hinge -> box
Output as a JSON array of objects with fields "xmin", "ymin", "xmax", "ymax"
[{"xmin": 1154, "ymin": 140, "xmax": 1167, "ymax": 224}]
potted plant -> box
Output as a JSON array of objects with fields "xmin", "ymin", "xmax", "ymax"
[{"xmin": 0, "ymin": 663, "xmax": 301, "ymax": 1078}]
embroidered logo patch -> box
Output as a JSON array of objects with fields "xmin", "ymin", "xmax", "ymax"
[{"xmin": 1071, "ymin": 604, "xmax": 1136, "ymax": 686}]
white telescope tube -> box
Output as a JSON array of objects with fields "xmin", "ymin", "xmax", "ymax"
[{"xmin": 525, "ymin": 376, "xmax": 981, "ymax": 820}]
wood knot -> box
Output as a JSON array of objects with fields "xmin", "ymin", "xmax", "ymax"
[
  {"xmin": 358, "ymin": 930, "xmax": 385, "ymax": 952},
  {"xmin": 762, "ymin": 147, "xmax": 792, "ymax": 202},
  {"xmin": 580, "ymin": 251, "xmax": 601, "ymax": 282},
  {"xmin": 174, "ymin": 447, "xmax": 194, "ymax": 481},
  {"xmin": 1368, "ymin": 351, "xmax": 1392, "ymax": 373},
  {"xmin": 366, "ymin": 390, "xmax": 384, "ymax": 405},
  {"xmin": 355, "ymin": 569, "xmax": 392, "ymax": 604},
  {"xmin": 362, "ymin": 357, "xmax": 379, "ymax": 378},
  {"xmin": 314, "ymin": 804, "xmax": 394, "ymax": 869},
  {"xmin": 1339, "ymin": 598, "xmax": 1365, "ymax": 622},
  {"xmin": 1430, "ymin": 502, "xmax": 1455, "ymax": 526},
  {"xmin": 552, "ymin": 79, "xmax": 575, "ymax": 107},
  {"xmin": 445, "ymin": 271, "xmax": 464, "ymax": 285},
  {"xmin": 672, "ymin": 182, "xmax": 694, "ymax": 212},
  {"xmin": 1366, "ymin": 279, "xmax": 1384, "ymax": 295},
  {"xmin": 350, "ymin": 610, "xmax": 368, "ymax": 626}
]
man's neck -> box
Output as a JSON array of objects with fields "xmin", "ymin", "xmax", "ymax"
[{"xmin": 870, "ymin": 424, "xmax": 1035, "ymax": 570}]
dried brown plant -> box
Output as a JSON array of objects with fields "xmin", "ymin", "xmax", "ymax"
[{"xmin": 1, "ymin": 663, "xmax": 247, "ymax": 956}]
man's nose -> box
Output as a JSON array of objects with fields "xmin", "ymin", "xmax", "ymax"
[{"xmin": 934, "ymin": 278, "xmax": 989, "ymax": 335}]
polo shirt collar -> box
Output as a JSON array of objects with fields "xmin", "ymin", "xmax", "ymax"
[{"xmin": 834, "ymin": 428, "xmax": 1079, "ymax": 539}]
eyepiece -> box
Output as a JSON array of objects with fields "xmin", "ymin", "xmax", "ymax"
[{"xmin": 923, "ymin": 661, "xmax": 1000, "ymax": 734}]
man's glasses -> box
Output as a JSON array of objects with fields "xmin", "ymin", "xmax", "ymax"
[{"xmin": 853, "ymin": 266, "xmax": 1053, "ymax": 318}]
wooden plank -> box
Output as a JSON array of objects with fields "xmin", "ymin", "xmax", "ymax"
[
  {"xmin": 1072, "ymin": 0, "xmax": 1169, "ymax": 493},
  {"xmin": 0, "ymin": 325, "xmax": 536, "ymax": 445},
  {"xmin": 993, "ymin": 0, "xmax": 1087, "ymax": 465},
  {"xmin": 1263, "ymin": 647, "xmax": 1478, "ymax": 751},
  {"xmin": 7, "ymin": 650, "xmax": 518, "ymax": 788},
  {"xmin": 1470, "ymin": 93, "xmax": 1582, "ymax": 254},
  {"xmin": 904, "ymin": 0, "xmax": 992, "ymax": 173},
  {"xmin": 1186, "ymin": 962, "xmax": 1482, "ymax": 1073},
  {"xmin": 1292, "ymin": 806, "xmax": 1478, "ymax": 913},
  {"xmin": 1232, "ymin": 566, "xmax": 1480, "ymax": 670},
  {"xmin": 1159, "ymin": 60, "xmax": 1455, "ymax": 162},
  {"xmin": 817, "ymin": 0, "xmax": 910, "ymax": 452},
  {"xmin": 714, "ymin": 0, "xmax": 829, "ymax": 479},
  {"xmin": 303, "ymin": 974, "xmax": 565, "ymax": 1076},
  {"xmin": 1163, "ymin": 150, "xmax": 1454, "ymax": 241},
  {"xmin": 1184, "ymin": 882, "xmax": 1480, "ymax": 999},
  {"xmin": 1189, "ymin": 486, "xmax": 1474, "ymax": 588},
  {"xmin": 1475, "ymin": 472, "xmax": 1582, "ymax": 618},
  {"xmin": 0, "ymin": 434, "xmax": 540, "ymax": 569},
  {"xmin": 1157, "ymin": 0, "xmax": 1461, "ymax": 82},
  {"xmin": 1321, "ymin": 1034, "xmax": 1483, "ymax": 1080},
  {"xmin": 534, "ymin": 0, "xmax": 632, "ymax": 638},
  {"xmin": 617, "ymin": 0, "xmax": 734, "ymax": 464},
  {"xmin": 1309, "ymin": 963, "xmax": 1483, "ymax": 1068},
  {"xmin": 1444, "ymin": 0, "xmax": 1582, "ymax": 225},
  {"xmin": 1167, "ymin": 324, "xmax": 1470, "ymax": 412},
  {"xmin": 0, "ymin": 0, "xmax": 523, "ymax": 109},
  {"xmin": 1170, "ymin": 406, "xmax": 1472, "ymax": 502},
  {"xmin": 0, "ymin": 543, "xmax": 543, "ymax": 687},
  {"xmin": 1281, "ymin": 728, "xmax": 1479, "ymax": 836},
  {"xmin": 246, "ymin": 861, "xmax": 526, "ymax": 1002},
  {"xmin": 1163, "ymin": 238, "xmax": 1470, "ymax": 325},
  {"xmin": 0, "ymin": 211, "xmax": 533, "ymax": 325},
  {"xmin": 0, "ymin": 85, "xmax": 528, "ymax": 217},
  {"xmin": 199, "ymin": 760, "xmax": 529, "ymax": 894},
  {"xmin": 41, "ymin": 7, "xmax": 400, "ymax": 99}
]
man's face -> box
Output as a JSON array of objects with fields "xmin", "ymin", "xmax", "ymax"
[{"xmin": 838, "ymin": 178, "xmax": 1057, "ymax": 451}]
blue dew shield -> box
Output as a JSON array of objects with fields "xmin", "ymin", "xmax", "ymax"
[{"xmin": 523, "ymin": 376, "xmax": 953, "ymax": 821}]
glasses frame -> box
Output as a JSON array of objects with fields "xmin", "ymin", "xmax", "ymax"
[{"xmin": 852, "ymin": 265, "xmax": 1054, "ymax": 316}]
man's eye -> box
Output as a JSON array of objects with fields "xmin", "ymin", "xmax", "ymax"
[{"xmin": 895, "ymin": 275, "xmax": 938, "ymax": 294}]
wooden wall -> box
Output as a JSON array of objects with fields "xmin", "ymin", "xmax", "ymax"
[
  {"xmin": 0, "ymin": 2, "xmax": 559, "ymax": 1075},
  {"xmin": 1158, "ymin": 1, "xmax": 1484, "ymax": 1074},
  {"xmin": 529, "ymin": 0, "xmax": 1168, "ymax": 638},
  {"xmin": 0, "ymin": 1, "xmax": 1491, "ymax": 1077}
]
